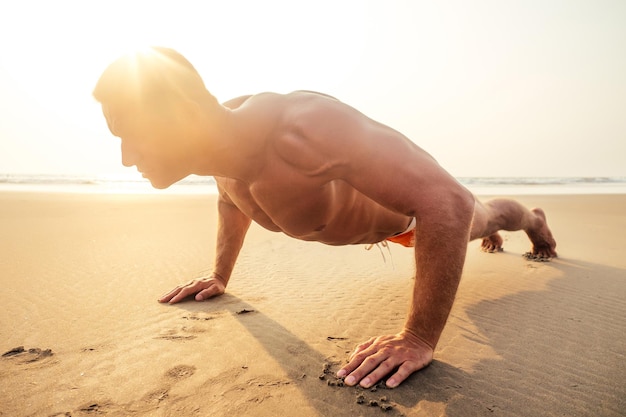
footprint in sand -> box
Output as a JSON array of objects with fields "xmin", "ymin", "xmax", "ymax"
[
  {"xmin": 182, "ymin": 311, "xmax": 226, "ymax": 321},
  {"xmin": 154, "ymin": 332, "xmax": 197, "ymax": 341},
  {"xmin": 165, "ymin": 364, "xmax": 196, "ymax": 380},
  {"xmin": 141, "ymin": 365, "xmax": 197, "ymax": 406},
  {"xmin": 65, "ymin": 366, "xmax": 197, "ymax": 414},
  {"xmin": 153, "ymin": 325, "xmax": 198, "ymax": 341},
  {"xmin": 155, "ymin": 312, "xmax": 228, "ymax": 341},
  {"xmin": 141, "ymin": 387, "xmax": 171, "ymax": 405},
  {"xmin": 1, "ymin": 346, "xmax": 55, "ymax": 366},
  {"xmin": 73, "ymin": 401, "xmax": 118, "ymax": 415},
  {"xmin": 49, "ymin": 400, "xmax": 116, "ymax": 417}
]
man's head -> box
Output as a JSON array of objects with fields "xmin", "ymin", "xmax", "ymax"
[{"xmin": 93, "ymin": 47, "xmax": 218, "ymax": 188}]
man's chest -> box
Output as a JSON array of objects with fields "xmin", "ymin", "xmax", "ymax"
[{"xmin": 216, "ymin": 174, "xmax": 337, "ymax": 238}]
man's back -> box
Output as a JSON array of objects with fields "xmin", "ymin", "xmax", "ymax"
[{"xmin": 216, "ymin": 91, "xmax": 431, "ymax": 245}]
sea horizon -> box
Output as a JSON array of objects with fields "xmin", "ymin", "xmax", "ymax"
[{"xmin": 1, "ymin": 173, "xmax": 626, "ymax": 195}]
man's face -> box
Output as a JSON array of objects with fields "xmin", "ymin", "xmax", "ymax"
[{"xmin": 102, "ymin": 104, "xmax": 191, "ymax": 189}]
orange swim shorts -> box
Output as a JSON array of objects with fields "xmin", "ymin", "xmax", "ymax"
[
  {"xmin": 386, "ymin": 230, "xmax": 415, "ymax": 247},
  {"xmin": 386, "ymin": 218, "xmax": 416, "ymax": 248}
]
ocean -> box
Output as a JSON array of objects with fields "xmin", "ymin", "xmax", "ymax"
[{"xmin": 1, "ymin": 174, "xmax": 626, "ymax": 195}]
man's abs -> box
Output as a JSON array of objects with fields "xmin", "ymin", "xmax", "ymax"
[{"xmin": 217, "ymin": 177, "xmax": 411, "ymax": 246}]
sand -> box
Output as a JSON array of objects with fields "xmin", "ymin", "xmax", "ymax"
[{"xmin": 0, "ymin": 191, "xmax": 624, "ymax": 417}]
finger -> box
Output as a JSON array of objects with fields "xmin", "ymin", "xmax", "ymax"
[
  {"xmin": 386, "ymin": 361, "xmax": 424, "ymax": 388},
  {"xmin": 359, "ymin": 357, "xmax": 397, "ymax": 388},
  {"xmin": 348, "ymin": 337, "xmax": 375, "ymax": 361},
  {"xmin": 344, "ymin": 350, "xmax": 387, "ymax": 387},
  {"xmin": 338, "ymin": 338, "xmax": 376, "ymax": 378},
  {"xmin": 195, "ymin": 284, "xmax": 218, "ymax": 301},
  {"xmin": 168, "ymin": 285, "xmax": 200, "ymax": 304},
  {"xmin": 158, "ymin": 287, "xmax": 182, "ymax": 303}
]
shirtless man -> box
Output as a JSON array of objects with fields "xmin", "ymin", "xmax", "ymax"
[{"xmin": 93, "ymin": 47, "xmax": 557, "ymax": 389}]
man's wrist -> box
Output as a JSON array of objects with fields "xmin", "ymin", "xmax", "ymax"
[
  {"xmin": 401, "ymin": 328, "xmax": 436, "ymax": 351},
  {"xmin": 212, "ymin": 271, "xmax": 229, "ymax": 285}
]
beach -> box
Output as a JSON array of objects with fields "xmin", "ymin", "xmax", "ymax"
[{"xmin": 1, "ymin": 191, "xmax": 624, "ymax": 416}]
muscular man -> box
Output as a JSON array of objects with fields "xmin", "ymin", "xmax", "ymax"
[{"xmin": 93, "ymin": 47, "xmax": 557, "ymax": 389}]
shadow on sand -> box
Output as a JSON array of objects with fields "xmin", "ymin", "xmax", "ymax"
[{"xmin": 174, "ymin": 256, "xmax": 625, "ymax": 416}]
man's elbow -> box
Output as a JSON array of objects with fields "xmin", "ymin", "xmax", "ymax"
[
  {"xmin": 449, "ymin": 184, "xmax": 475, "ymax": 229},
  {"xmin": 426, "ymin": 182, "xmax": 474, "ymax": 231}
]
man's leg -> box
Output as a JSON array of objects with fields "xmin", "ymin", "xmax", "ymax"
[{"xmin": 470, "ymin": 198, "xmax": 557, "ymax": 258}]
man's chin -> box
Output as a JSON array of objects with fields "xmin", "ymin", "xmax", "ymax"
[{"xmin": 146, "ymin": 177, "xmax": 174, "ymax": 190}]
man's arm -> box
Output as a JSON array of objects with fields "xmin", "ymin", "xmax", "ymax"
[
  {"xmin": 295, "ymin": 98, "xmax": 475, "ymax": 387},
  {"xmin": 340, "ymin": 196, "xmax": 472, "ymax": 388},
  {"xmin": 211, "ymin": 191, "xmax": 252, "ymax": 291},
  {"xmin": 158, "ymin": 96, "xmax": 252, "ymax": 304},
  {"xmin": 158, "ymin": 190, "xmax": 251, "ymax": 303}
]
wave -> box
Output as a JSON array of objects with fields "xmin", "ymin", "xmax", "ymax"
[
  {"xmin": 1, "ymin": 174, "xmax": 625, "ymax": 194},
  {"xmin": 457, "ymin": 177, "xmax": 626, "ymax": 186}
]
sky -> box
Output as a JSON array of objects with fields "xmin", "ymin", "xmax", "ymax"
[{"xmin": 0, "ymin": 0, "xmax": 625, "ymax": 179}]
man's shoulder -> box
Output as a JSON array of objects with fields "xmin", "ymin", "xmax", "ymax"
[
  {"xmin": 290, "ymin": 90, "xmax": 340, "ymax": 101},
  {"xmin": 221, "ymin": 92, "xmax": 276, "ymax": 110},
  {"xmin": 226, "ymin": 90, "xmax": 359, "ymax": 148},
  {"xmin": 279, "ymin": 91, "xmax": 358, "ymax": 133},
  {"xmin": 223, "ymin": 90, "xmax": 340, "ymax": 112},
  {"xmin": 224, "ymin": 91, "xmax": 345, "ymax": 136}
]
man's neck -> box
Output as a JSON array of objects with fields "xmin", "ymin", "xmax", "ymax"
[{"xmin": 191, "ymin": 105, "xmax": 259, "ymax": 181}]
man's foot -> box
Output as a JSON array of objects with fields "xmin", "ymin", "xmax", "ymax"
[
  {"xmin": 524, "ymin": 208, "xmax": 557, "ymax": 260},
  {"xmin": 481, "ymin": 232, "xmax": 504, "ymax": 253}
]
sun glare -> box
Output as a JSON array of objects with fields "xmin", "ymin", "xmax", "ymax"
[
  {"xmin": 1, "ymin": 1, "xmax": 624, "ymax": 178},
  {"xmin": 1, "ymin": 1, "xmax": 369, "ymax": 131}
]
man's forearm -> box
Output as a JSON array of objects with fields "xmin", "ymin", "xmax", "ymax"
[
  {"xmin": 213, "ymin": 199, "xmax": 251, "ymax": 284},
  {"xmin": 406, "ymin": 243, "xmax": 467, "ymax": 348},
  {"xmin": 405, "ymin": 206, "xmax": 472, "ymax": 348}
]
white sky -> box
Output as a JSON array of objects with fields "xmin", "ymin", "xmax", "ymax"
[{"xmin": 0, "ymin": 0, "xmax": 625, "ymax": 178}]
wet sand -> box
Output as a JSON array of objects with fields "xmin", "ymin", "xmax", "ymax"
[{"xmin": 1, "ymin": 192, "xmax": 624, "ymax": 416}]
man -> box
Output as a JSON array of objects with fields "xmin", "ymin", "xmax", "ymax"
[{"xmin": 93, "ymin": 47, "xmax": 557, "ymax": 389}]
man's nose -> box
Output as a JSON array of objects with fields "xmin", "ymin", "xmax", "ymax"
[{"xmin": 120, "ymin": 141, "xmax": 139, "ymax": 167}]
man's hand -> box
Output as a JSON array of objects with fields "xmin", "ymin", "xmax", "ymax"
[
  {"xmin": 337, "ymin": 330, "xmax": 434, "ymax": 389},
  {"xmin": 158, "ymin": 273, "xmax": 227, "ymax": 304}
]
